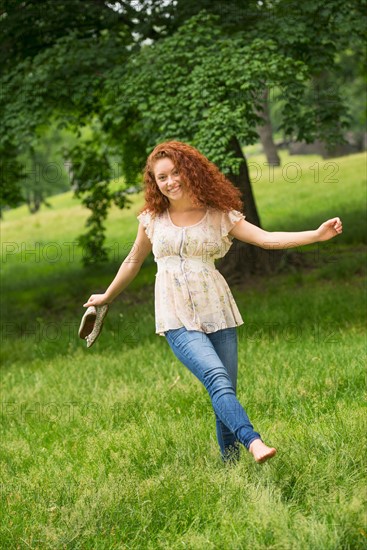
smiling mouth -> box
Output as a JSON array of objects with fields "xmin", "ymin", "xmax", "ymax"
[{"xmin": 167, "ymin": 185, "xmax": 181, "ymax": 193}]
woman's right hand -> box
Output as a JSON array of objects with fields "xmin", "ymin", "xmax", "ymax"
[{"xmin": 83, "ymin": 294, "xmax": 110, "ymax": 308}]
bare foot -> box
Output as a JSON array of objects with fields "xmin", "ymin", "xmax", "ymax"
[{"xmin": 249, "ymin": 439, "xmax": 277, "ymax": 464}]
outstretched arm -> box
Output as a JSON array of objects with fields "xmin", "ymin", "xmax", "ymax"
[
  {"xmin": 229, "ymin": 217, "xmax": 343, "ymax": 249},
  {"xmin": 83, "ymin": 223, "xmax": 152, "ymax": 307}
]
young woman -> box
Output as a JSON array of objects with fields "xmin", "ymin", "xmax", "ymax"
[{"xmin": 83, "ymin": 141, "xmax": 342, "ymax": 464}]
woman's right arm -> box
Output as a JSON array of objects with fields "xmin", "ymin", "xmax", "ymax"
[{"xmin": 83, "ymin": 223, "xmax": 152, "ymax": 307}]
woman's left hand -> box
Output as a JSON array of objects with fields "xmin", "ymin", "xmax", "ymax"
[{"xmin": 317, "ymin": 217, "xmax": 343, "ymax": 242}]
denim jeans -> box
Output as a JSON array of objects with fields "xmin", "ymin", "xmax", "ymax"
[{"xmin": 164, "ymin": 326, "xmax": 261, "ymax": 461}]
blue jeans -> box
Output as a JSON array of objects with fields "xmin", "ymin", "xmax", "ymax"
[{"xmin": 164, "ymin": 327, "xmax": 261, "ymax": 461}]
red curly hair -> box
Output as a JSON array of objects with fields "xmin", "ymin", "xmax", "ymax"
[{"xmin": 141, "ymin": 141, "xmax": 243, "ymax": 214}]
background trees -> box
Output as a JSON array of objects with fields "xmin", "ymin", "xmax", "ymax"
[{"xmin": 1, "ymin": 0, "xmax": 366, "ymax": 273}]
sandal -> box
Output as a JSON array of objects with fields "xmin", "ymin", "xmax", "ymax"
[
  {"xmin": 78, "ymin": 306, "xmax": 97, "ymax": 339},
  {"xmin": 85, "ymin": 304, "xmax": 109, "ymax": 348}
]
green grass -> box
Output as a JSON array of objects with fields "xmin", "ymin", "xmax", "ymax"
[{"xmin": 1, "ymin": 152, "xmax": 366, "ymax": 548}]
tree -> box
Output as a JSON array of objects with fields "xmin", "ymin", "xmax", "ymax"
[
  {"xmin": 1, "ymin": 0, "xmax": 366, "ymax": 274},
  {"xmin": 1, "ymin": 0, "xmax": 135, "ymax": 258},
  {"xmin": 255, "ymin": 88, "xmax": 281, "ymax": 167},
  {"xmin": 19, "ymin": 125, "xmax": 73, "ymax": 213},
  {"xmin": 99, "ymin": 10, "xmax": 352, "ymax": 279},
  {"xmin": 0, "ymin": 0, "xmax": 132, "ymax": 201},
  {"xmin": 0, "ymin": 141, "xmax": 25, "ymax": 216}
]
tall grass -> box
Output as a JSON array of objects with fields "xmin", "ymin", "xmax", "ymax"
[{"xmin": 1, "ymin": 152, "xmax": 366, "ymax": 548}]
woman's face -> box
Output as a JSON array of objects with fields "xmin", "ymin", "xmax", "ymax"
[{"xmin": 153, "ymin": 157, "xmax": 185, "ymax": 202}]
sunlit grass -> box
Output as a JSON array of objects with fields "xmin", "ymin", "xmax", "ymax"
[{"xmin": 0, "ymin": 152, "xmax": 366, "ymax": 548}]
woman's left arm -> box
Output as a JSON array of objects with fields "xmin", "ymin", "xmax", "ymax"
[{"xmin": 229, "ymin": 217, "xmax": 343, "ymax": 249}]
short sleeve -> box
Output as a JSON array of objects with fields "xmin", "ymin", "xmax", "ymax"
[
  {"xmin": 137, "ymin": 210, "xmax": 155, "ymax": 243},
  {"xmin": 221, "ymin": 209, "xmax": 245, "ymax": 240}
]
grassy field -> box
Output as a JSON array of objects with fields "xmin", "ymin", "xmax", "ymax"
[{"xmin": 1, "ymin": 152, "xmax": 366, "ymax": 548}]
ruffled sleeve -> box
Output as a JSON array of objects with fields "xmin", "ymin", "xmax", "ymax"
[
  {"xmin": 221, "ymin": 209, "xmax": 245, "ymax": 240},
  {"xmin": 137, "ymin": 210, "xmax": 155, "ymax": 243}
]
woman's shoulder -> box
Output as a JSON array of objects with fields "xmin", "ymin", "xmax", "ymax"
[
  {"xmin": 137, "ymin": 209, "xmax": 168, "ymax": 242},
  {"xmin": 137, "ymin": 208, "xmax": 161, "ymax": 220},
  {"xmin": 137, "ymin": 208, "xmax": 169, "ymax": 227},
  {"xmin": 137, "ymin": 209, "xmax": 151, "ymax": 224},
  {"xmin": 205, "ymin": 207, "xmax": 245, "ymax": 237},
  {"xmin": 206, "ymin": 207, "xmax": 244, "ymax": 220}
]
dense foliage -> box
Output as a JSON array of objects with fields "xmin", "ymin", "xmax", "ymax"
[{"xmin": 1, "ymin": 0, "xmax": 366, "ymax": 263}]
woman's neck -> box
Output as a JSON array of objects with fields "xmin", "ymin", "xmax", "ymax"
[{"xmin": 168, "ymin": 197, "xmax": 204, "ymax": 213}]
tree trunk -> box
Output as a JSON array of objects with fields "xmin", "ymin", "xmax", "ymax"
[
  {"xmin": 255, "ymin": 88, "xmax": 281, "ymax": 166},
  {"xmin": 228, "ymin": 136, "xmax": 260, "ymax": 227},
  {"xmin": 26, "ymin": 190, "xmax": 42, "ymax": 214},
  {"xmin": 217, "ymin": 136, "xmax": 283, "ymax": 284}
]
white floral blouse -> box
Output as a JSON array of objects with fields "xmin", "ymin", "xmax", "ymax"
[{"xmin": 137, "ymin": 208, "xmax": 245, "ymax": 336}]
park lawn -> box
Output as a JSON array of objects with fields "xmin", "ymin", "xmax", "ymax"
[{"xmin": 0, "ymin": 152, "xmax": 366, "ymax": 548}]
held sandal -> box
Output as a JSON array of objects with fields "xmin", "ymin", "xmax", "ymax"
[
  {"xmin": 78, "ymin": 304, "xmax": 109, "ymax": 348},
  {"xmin": 78, "ymin": 306, "xmax": 97, "ymax": 339}
]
